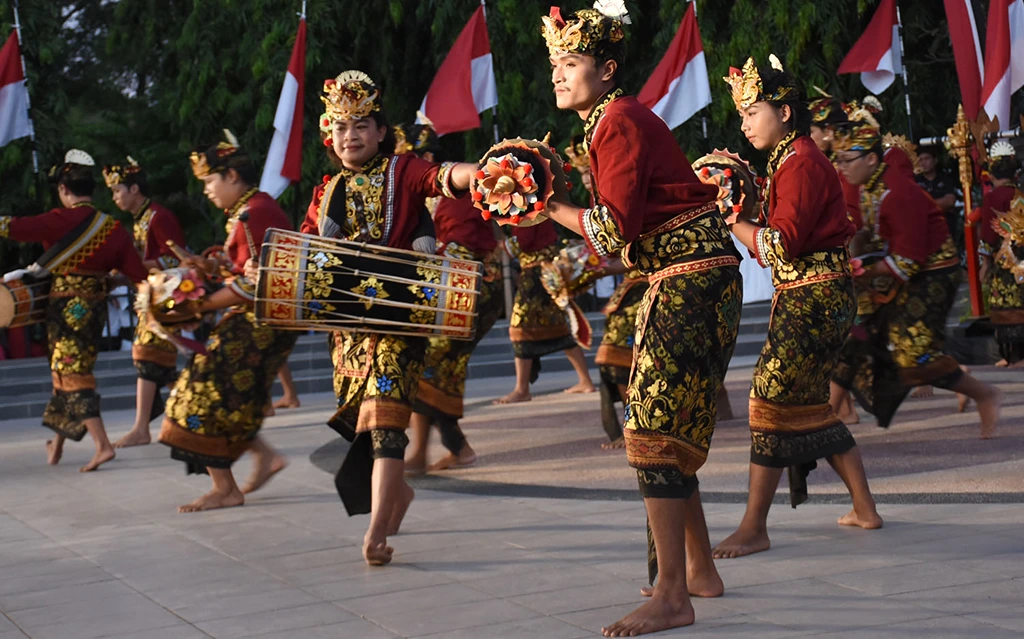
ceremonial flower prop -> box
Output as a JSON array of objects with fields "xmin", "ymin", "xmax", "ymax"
[
  {"xmin": 472, "ymin": 136, "xmax": 571, "ymax": 227},
  {"xmin": 691, "ymin": 150, "xmax": 760, "ymax": 225},
  {"xmin": 134, "ymin": 267, "xmax": 213, "ymax": 354},
  {"xmin": 475, "ymin": 155, "xmax": 540, "ymax": 223}
]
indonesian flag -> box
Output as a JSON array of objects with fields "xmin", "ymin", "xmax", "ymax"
[
  {"xmin": 259, "ymin": 18, "xmax": 306, "ymax": 199},
  {"xmin": 0, "ymin": 31, "xmax": 32, "ymax": 148},
  {"xmin": 838, "ymin": 0, "xmax": 902, "ymax": 94},
  {"xmin": 637, "ymin": 2, "xmax": 710, "ymax": 130},
  {"xmin": 416, "ymin": 6, "xmax": 498, "ymax": 136},
  {"xmin": 943, "ymin": 0, "xmax": 985, "ymax": 119},
  {"xmin": 980, "ymin": 0, "xmax": 1024, "ymax": 128}
]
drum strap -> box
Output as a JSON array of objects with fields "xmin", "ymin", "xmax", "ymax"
[{"xmin": 27, "ymin": 210, "xmax": 102, "ymax": 278}]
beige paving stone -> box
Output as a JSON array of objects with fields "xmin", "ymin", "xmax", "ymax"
[
  {"xmin": 249, "ymin": 618, "xmax": 398, "ymax": 639},
  {"xmin": 818, "ymin": 560, "xmax": 1001, "ymax": 596},
  {"xmin": 338, "ymin": 583, "xmax": 492, "ymax": 618},
  {"xmin": 370, "ymin": 598, "xmax": 537, "ymax": 637},
  {"xmin": 195, "ymin": 602, "xmax": 355, "ymax": 638},
  {"xmin": 410, "ymin": 616, "xmax": 593, "ymax": 639},
  {"xmin": 809, "ymin": 613, "xmax": 1023, "ymax": 638},
  {"xmin": 889, "ymin": 577, "xmax": 1024, "ymax": 614},
  {"xmin": 510, "ymin": 580, "xmax": 641, "ymax": 615},
  {"xmin": 172, "ymin": 587, "xmax": 323, "ymax": 624},
  {"xmin": 964, "ymin": 604, "xmax": 1024, "ymax": 633}
]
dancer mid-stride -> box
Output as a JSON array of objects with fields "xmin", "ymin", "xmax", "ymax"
[
  {"xmin": 539, "ymin": 5, "xmax": 741, "ymax": 635},
  {"xmin": 712, "ymin": 56, "xmax": 883, "ymax": 562}
]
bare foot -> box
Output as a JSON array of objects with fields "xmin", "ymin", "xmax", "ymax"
[
  {"xmin": 712, "ymin": 528, "xmax": 771, "ymax": 559},
  {"xmin": 995, "ymin": 358, "xmax": 1008, "ymax": 367},
  {"xmin": 978, "ymin": 387, "xmax": 1003, "ymax": 440},
  {"xmin": 46, "ymin": 439, "xmax": 63, "ymax": 465},
  {"xmin": 386, "ymin": 482, "xmax": 415, "ymax": 536},
  {"xmin": 403, "ymin": 463, "xmax": 426, "ymax": 477},
  {"xmin": 1008, "ymin": 359, "xmax": 1024, "ymax": 370},
  {"xmin": 113, "ymin": 429, "xmax": 151, "ymax": 448},
  {"xmin": 263, "ymin": 403, "xmax": 276, "ymax": 417},
  {"xmin": 838, "ymin": 509, "xmax": 884, "ymax": 529},
  {"xmin": 178, "ymin": 488, "xmax": 245, "ymax": 513},
  {"xmin": 601, "ymin": 436, "xmax": 625, "ymax": 450},
  {"xmin": 363, "ymin": 537, "xmax": 394, "ymax": 566},
  {"xmin": 241, "ymin": 454, "xmax": 287, "ymax": 494},
  {"xmin": 640, "ymin": 570, "xmax": 723, "ymax": 598},
  {"xmin": 427, "ymin": 448, "xmax": 477, "ymax": 471},
  {"xmin": 602, "ymin": 591, "xmax": 695, "ymax": 637},
  {"xmin": 493, "ymin": 390, "xmax": 531, "ymax": 404},
  {"xmin": 910, "ymin": 385, "xmax": 933, "ymax": 399},
  {"xmin": 564, "ymin": 382, "xmax": 596, "ymax": 394},
  {"xmin": 80, "ymin": 448, "xmax": 115, "ymax": 472},
  {"xmin": 273, "ymin": 396, "xmax": 300, "ymax": 409},
  {"xmin": 837, "ymin": 404, "xmax": 860, "ymax": 424}
]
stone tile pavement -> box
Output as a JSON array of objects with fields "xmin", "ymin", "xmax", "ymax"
[{"xmin": 0, "ymin": 366, "xmax": 1021, "ymax": 638}]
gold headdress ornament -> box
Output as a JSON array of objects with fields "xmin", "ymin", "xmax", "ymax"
[
  {"xmin": 102, "ymin": 156, "xmax": 142, "ymax": 187},
  {"xmin": 190, "ymin": 129, "xmax": 243, "ymax": 179},
  {"xmin": 882, "ymin": 133, "xmax": 921, "ymax": 174},
  {"xmin": 724, "ymin": 55, "xmax": 794, "ymax": 110},
  {"xmin": 564, "ymin": 134, "xmax": 590, "ymax": 173},
  {"xmin": 393, "ymin": 121, "xmax": 439, "ymax": 156},
  {"xmin": 319, "ymin": 70, "xmax": 381, "ymax": 132},
  {"xmin": 541, "ymin": 1, "xmax": 630, "ymax": 59},
  {"xmin": 833, "ymin": 104, "xmax": 882, "ymax": 153},
  {"xmin": 808, "ymin": 86, "xmax": 845, "ymax": 125}
]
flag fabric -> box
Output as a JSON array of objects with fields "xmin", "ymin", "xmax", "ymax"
[
  {"xmin": 981, "ymin": 0, "xmax": 1024, "ymax": 127},
  {"xmin": 0, "ymin": 31, "xmax": 32, "ymax": 148},
  {"xmin": 416, "ymin": 6, "xmax": 498, "ymax": 136},
  {"xmin": 637, "ymin": 2, "xmax": 710, "ymax": 130},
  {"xmin": 259, "ymin": 18, "xmax": 306, "ymax": 199},
  {"xmin": 943, "ymin": 0, "xmax": 985, "ymax": 119},
  {"xmin": 838, "ymin": 0, "xmax": 902, "ymax": 94}
]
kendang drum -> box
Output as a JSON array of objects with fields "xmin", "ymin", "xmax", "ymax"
[
  {"xmin": 255, "ymin": 229, "xmax": 482, "ymax": 340},
  {"xmin": 0, "ymin": 277, "xmax": 49, "ymax": 328},
  {"xmin": 691, "ymin": 149, "xmax": 760, "ymax": 224}
]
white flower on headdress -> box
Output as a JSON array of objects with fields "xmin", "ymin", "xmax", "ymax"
[
  {"xmin": 863, "ymin": 96, "xmax": 883, "ymax": 112},
  {"xmin": 990, "ymin": 139, "xmax": 1015, "ymax": 159},
  {"xmin": 592, "ymin": 0, "xmax": 631, "ymax": 24},
  {"xmin": 769, "ymin": 54, "xmax": 784, "ymax": 71},
  {"xmin": 64, "ymin": 149, "xmax": 95, "ymax": 166}
]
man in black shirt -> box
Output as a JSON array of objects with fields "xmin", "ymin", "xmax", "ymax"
[{"xmin": 916, "ymin": 145, "xmax": 963, "ymax": 256}]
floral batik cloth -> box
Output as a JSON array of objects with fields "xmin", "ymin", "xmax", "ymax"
[
  {"xmin": 509, "ymin": 258, "xmax": 576, "ymax": 359},
  {"xmin": 42, "ymin": 274, "xmax": 108, "ymax": 441},
  {"xmin": 159, "ymin": 309, "xmax": 297, "ymax": 470}
]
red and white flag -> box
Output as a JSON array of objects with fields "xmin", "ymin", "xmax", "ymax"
[
  {"xmin": 943, "ymin": 0, "xmax": 985, "ymax": 119},
  {"xmin": 838, "ymin": 0, "xmax": 902, "ymax": 94},
  {"xmin": 0, "ymin": 31, "xmax": 32, "ymax": 148},
  {"xmin": 416, "ymin": 5, "xmax": 498, "ymax": 136},
  {"xmin": 637, "ymin": 2, "xmax": 710, "ymax": 130},
  {"xmin": 259, "ymin": 17, "xmax": 306, "ymax": 199},
  {"xmin": 981, "ymin": 0, "xmax": 1024, "ymax": 127}
]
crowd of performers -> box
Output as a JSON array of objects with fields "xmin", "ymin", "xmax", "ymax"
[{"xmin": 0, "ymin": 2, "xmax": 1021, "ymax": 637}]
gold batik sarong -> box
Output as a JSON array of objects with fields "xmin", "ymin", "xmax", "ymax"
[
  {"xmin": 988, "ymin": 242, "xmax": 1024, "ymax": 364},
  {"xmin": 132, "ymin": 321, "xmax": 179, "ymax": 386},
  {"xmin": 42, "ymin": 274, "xmax": 108, "ymax": 441},
  {"xmin": 158, "ymin": 309, "xmax": 298, "ymax": 470},
  {"xmin": 509, "ymin": 248, "xmax": 576, "ymax": 359},
  {"xmin": 749, "ymin": 241, "xmax": 857, "ymax": 506},
  {"xmin": 833, "ymin": 238, "xmax": 963, "ymax": 427},
  {"xmin": 619, "ymin": 203, "xmax": 742, "ymax": 500}
]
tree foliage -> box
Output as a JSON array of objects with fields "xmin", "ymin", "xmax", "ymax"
[{"xmin": 0, "ymin": 0, "xmax": 1019, "ymax": 270}]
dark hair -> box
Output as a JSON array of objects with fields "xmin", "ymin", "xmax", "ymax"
[
  {"xmin": 52, "ymin": 164, "xmax": 96, "ymax": 197},
  {"xmin": 867, "ymin": 145, "xmax": 885, "ymax": 165},
  {"xmin": 122, "ymin": 171, "xmax": 150, "ymax": 197},
  {"xmin": 322, "ymin": 111, "xmax": 398, "ymax": 167},
  {"xmin": 760, "ymin": 65, "xmax": 809, "ymax": 136},
  {"xmin": 990, "ymin": 156, "xmax": 1019, "ymax": 181},
  {"xmin": 918, "ymin": 145, "xmax": 940, "ymax": 159},
  {"xmin": 226, "ymin": 162, "xmax": 259, "ymax": 186}
]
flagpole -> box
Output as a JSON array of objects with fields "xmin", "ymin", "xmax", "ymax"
[
  {"xmin": 11, "ymin": 0, "xmax": 38, "ymax": 174},
  {"xmin": 479, "ymin": 0, "xmax": 514, "ymax": 319},
  {"xmin": 895, "ymin": 3, "xmax": 913, "ymax": 140}
]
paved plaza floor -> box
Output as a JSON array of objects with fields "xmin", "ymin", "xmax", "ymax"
[{"xmin": 0, "ymin": 365, "xmax": 1021, "ymax": 638}]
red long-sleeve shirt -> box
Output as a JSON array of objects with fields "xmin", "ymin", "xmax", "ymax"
[
  {"xmin": 0, "ymin": 205, "xmax": 148, "ymax": 282},
  {"xmin": 135, "ymin": 201, "xmax": 186, "ymax": 268},
  {"xmin": 434, "ymin": 195, "xmax": 497, "ymax": 256}
]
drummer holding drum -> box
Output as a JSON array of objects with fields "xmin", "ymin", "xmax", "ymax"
[
  {"xmin": 296, "ymin": 70, "xmax": 482, "ymax": 566},
  {"xmin": 0, "ymin": 150, "xmax": 149, "ymax": 472}
]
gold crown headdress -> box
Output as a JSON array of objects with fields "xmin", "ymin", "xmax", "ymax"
[
  {"xmin": 102, "ymin": 156, "xmax": 143, "ymax": 187},
  {"xmin": 190, "ymin": 129, "xmax": 242, "ymax": 179},
  {"xmin": 724, "ymin": 55, "xmax": 794, "ymax": 110},
  {"xmin": 563, "ymin": 134, "xmax": 590, "ymax": 173},
  {"xmin": 833, "ymin": 105, "xmax": 882, "ymax": 153},
  {"xmin": 541, "ymin": 2, "xmax": 629, "ymax": 59},
  {"xmin": 319, "ymin": 70, "xmax": 381, "ymax": 132},
  {"xmin": 807, "ymin": 86, "xmax": 846, "ymax": 126}
]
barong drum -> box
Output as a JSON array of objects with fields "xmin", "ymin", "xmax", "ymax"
[
  {"xmin": 0, "ymin": 277, "xmax": 49, "ymax": 328},
  {"xmin": 255, "ymin": 228, "xmax": 482, "ymax": 339}
]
